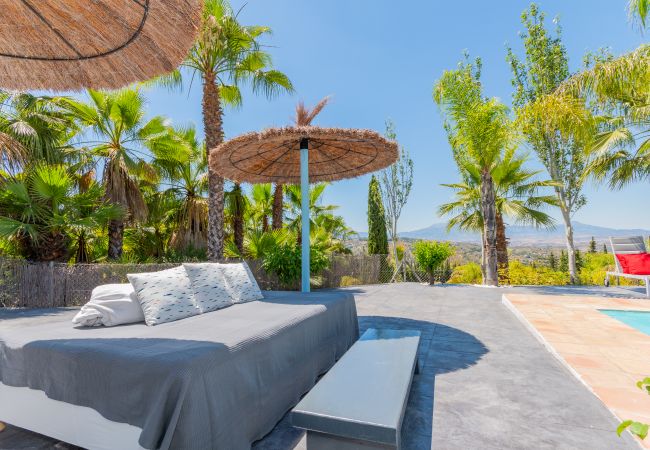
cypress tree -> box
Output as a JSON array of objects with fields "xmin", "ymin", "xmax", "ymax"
[
  {"xmin": 367, "ymin": 175, "xmax": 389, "ymax": 255},
  {"xmin": 603, "ymin": 243, "xmax": 608, "ymax": 254},
  {"xmin": 548, "ymin": 252, "xmax": 557, "ymax": 270},
  {"xmin": 589, "ymin": 237, "xmax": 597, "ymax": 253},
  {"xmin": 559, "ymin": 250, "xmax": 568, "ymax": 273}
]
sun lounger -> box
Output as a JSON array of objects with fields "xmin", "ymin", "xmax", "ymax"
[{"xmin": 606, "ymin": 236, "xmax": 650, "ymax": 297}]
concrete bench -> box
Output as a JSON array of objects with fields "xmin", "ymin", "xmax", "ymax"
[{"xmin": 292, "ymin": 328, "xmax": 421, "ymax": 450}]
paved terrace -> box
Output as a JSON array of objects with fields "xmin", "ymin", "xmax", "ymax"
[{"xmin": 1, "ymin": 283, "xmax": 646, "ymax": 450}]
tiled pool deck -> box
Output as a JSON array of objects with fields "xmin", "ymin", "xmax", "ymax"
[
  {"xmin": 1, "ymin": 284, "xmax": 646, "ymax": 449},
  {"xmin": 504, "ymin": 293, "xmax": 650, "ymax": 449}
]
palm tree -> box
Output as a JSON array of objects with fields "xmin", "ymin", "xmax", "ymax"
[
  {"xmin": 560, "ymin": 44, "xmax": 650, "ymax": 188},
  {"xmin": 434, "ymin": 58, "xmax": 512, "ymax": 286},
  {"xmin": 249, "ymin": 183, "xmax": 273, "ymax": 232},
  {"xmin": 284, "ymin": 183, "xmax": 337, "ymax": 241},
  {"xmin": 268, "ymin": 96, "xmax": 331, "ymax": 233},
  {"xmin": 59, "ymin": 89, "xmax": 181, "ymax": 259},
  {"xmin": 439, "ymin": 150, "xmax": 557, "ymax": 282},
  {"xmin": 0, "ymin": 165, "xmax": 122, "ymax": 262},
  {"xmin": 628, "ymin": 0, "xmax": 650, "ymax": 28},
  {"xmin": 154, "ymin": 126, "xmax": 209, "ymax": 253},
  {"xmin": 225, "ymin": 182, "xmax": 247, "ymax": 253},
  {"xmin": 181, "ymin": 0, "xmax": 293, "ymax": 260},
  {"xmin": 0, "ymin": 91, "xmax": 77, "ymax": 169}
]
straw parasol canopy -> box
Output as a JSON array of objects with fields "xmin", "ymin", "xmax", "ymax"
[
  {"xmin": 209, "ymin": 126, "xmax": 399, "ymax": 184},
  {"xmin": 0, "ymin": 0, "xmax": 202, "ymax": 91}
]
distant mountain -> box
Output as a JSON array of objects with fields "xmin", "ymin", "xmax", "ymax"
[{"xmin": 357, "ymin": 222, "xmax": 650, "ymax": 247}]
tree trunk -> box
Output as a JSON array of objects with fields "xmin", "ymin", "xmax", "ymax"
[
  {"xmin": 233, "ymin": 183, "xmax": 244, "ymax": 254},
  {"xmin": 262, "ymin": 215, "xmax": 269, "ymax": 232},
  {"xmin": 107, "ymin": 219, "xmax": 124, "ymax": 260},
  {"xmin": 560, "ymin": 205, "xmax": 578, "ymax": 283},
  {"xmin": 202, "ymin": 71, "xmax": 225, "ymax": 261},
  {"xmin": 272, "ymin": 183, "xmax": 283, "ymax": 229},
  {"xmin": 480, "ymin": 170, "xmax": 499, "ymax": 286},
  {"xmin": 75, "ymin": 233, "xmax": 89, "ymax": 264},
  {"xmin": 496, "ymin": 211, "xmax": 509, "ymax": 284},
  {"xmin": 429, "ymin": 271, "xmax": 435, "ymax": 285},
  {"xmin": 480, "ymin": 231, "xmax": 487, "ymax": 282}
]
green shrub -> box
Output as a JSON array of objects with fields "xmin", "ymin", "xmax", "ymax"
[
  {"xmin": 448, "ymin": 262, "xmax": 482, "ymax": 284},
  {"xmin": 413, "ymin": 241, "xmax": 454, "ymax": 284},
  {"xmin": 508, "ymin": 260, "xmax": 570, "ymax": 285},
  {"xmin": 340, "ymin": 275, "xmax": 362, "ymax": 287},
  {"xmin": 262, "ymin": 243, "xmax": 329, "ymax": 289}
]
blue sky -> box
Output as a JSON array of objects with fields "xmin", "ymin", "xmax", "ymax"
[{"xmin": 142, "ymin": 0, "xmax": 648, "ymax": 233}]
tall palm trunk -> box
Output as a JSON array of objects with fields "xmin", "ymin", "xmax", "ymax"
[
  {"xmin": 202, "ymin": 71, "xmax": 225, "ymax": 261},
  {"xmin": 480, "ymin": 170, "xmax": 498, "ymax": 286},
  {"xmin": 75, "ymin": 233, "xmax": 89, "ymax": 264},
  {"xmin": 496, "ymin": 211, "xmax": 509, "ymax": 284},
  {"xmin": 107, "ymin": 219, "xmax": 124, "ymax": 260},
  {"xmin": 272, "ymin": 183, "xmax": 283, "ymax": 229},
  {"xmin": 232, "ymin": 183, "xmax": 244, "ymax": 254}
]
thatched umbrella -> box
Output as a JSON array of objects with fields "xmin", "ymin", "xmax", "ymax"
[
  {"xmin": 0, "ymin": 0, "xmax": 201, "ymax": 91},
  {"xmin": 211, "ymin": 125, "xmax": 398, "ymax": 292}
]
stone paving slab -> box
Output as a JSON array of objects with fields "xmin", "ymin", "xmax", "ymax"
[{"xmin": 1, "ymin": 284, "xmax": 643, "ymax": 449}]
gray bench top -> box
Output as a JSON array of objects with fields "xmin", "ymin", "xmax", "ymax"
[{"xmin": 292, "ymin": 328, "xmax": 421, "ymax": 446}]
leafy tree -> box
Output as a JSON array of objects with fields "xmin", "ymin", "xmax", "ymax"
[
  {"xmin": 180, "ymin": 0, "xmax": 293, "ymax": 260},
  {"xmin": 413, "ymin": 240, "xmax": 454, "ymax": 285},
  {"xmin": 589, "ymin": 236, "xmax": 597, "ymax": 253},
  {"xmin": 367, "ymin": 175, "xmax": 388, "ymax": 255},
  {"xmin": 0, "ymin": 165, "xmax": 122, "ymax": 262},
  {"xmin": 434, "ymin": 57, "xmax": 513, "ymax": 286},
  {"xmin": 440, "ymin": 148, "xmax": 557, "ymax": 283},
  {"xmin": 548, "ymin": 252, "xmax": 557, "ymax": 270},
  {"xmin": 507, "ymin": 4, "xmax": 593, "ymax": 283},
  {"xmin": 379, "ymin": 120, "xmax": 413, "ymax": 265},
  {"xmin": 60, "ymin": 89, "xmax": 181, "ymax": 259}
]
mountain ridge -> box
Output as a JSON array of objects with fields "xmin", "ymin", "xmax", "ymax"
[{"xmin": 356, "ymin": 221, "xmax": 650, "ymax": 247}]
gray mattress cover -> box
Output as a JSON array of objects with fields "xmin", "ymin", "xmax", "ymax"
[{"xmin": 0, "ymin": 291, "xmax": 359, "ymax": 449}]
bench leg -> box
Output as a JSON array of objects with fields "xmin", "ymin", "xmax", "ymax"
[
  {"xmin": 645, "ymin": 278, "xmax": 650, "ymax": 298},
  {"xmin": 306, "ymin": 431, "xmax": 395, "ymax": 450}
]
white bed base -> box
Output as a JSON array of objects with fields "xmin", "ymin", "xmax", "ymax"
[{"xmin": 0, "ymin": 382, "xmax": 144, "ymax": 450}]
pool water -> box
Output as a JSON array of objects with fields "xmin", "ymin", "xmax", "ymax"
[{"xmin": 599, "ymin": 309, "xmax": 650, "ymax": 336}]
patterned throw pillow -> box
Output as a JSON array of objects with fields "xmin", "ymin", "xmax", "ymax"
[
  {"xmin": 221, "ymin": 262, "xmax": 264, "ymax": 304},
  {"xmin": 127, "ymin": 266, "xmax": 200, "ymax": 326},
  {"xmin": 183, "ymin": 263, "xmax": 235, "ymax": 313}
]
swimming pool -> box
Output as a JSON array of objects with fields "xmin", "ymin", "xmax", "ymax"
[{"xmin": 599, "ymin": 309, "xmax": 650, "ymax": 336}]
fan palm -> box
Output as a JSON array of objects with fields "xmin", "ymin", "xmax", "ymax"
[
  {"xmin": 178, "ymin": 0, "xmax": 293, "ymax": 260},
  {"xmin": 59, "ymin": 89, "xmax": 182, "ymax": 259},
  {"xmin": 560, "ymin": 44, "xmax": 650, "ymax": 188},
  {"xmin": 249, "ymin": 183, "xmax": 273, "ymax": 232},
  {"xmin": 0, "ymin": 91, "xmax": 77, "ymax": 169},
  {"xmin": 0, "ymin": 165, "xmax": 122, "ymax": 262},
  {"xmin": 269, "ymin": 96, "xmax": 331, "ymax": 232},
  {"xmin": 434, "ymin": 58, "xmax": 512, "ymax": 285},
  {"xmin": 439, "ymin": 150, "xmax": 557, "ymax": 282},
  {"xmin": 154, "ymin": 126, "xmax": 209, "ymax": 253},
  {"xmin": 284, "ymin": 183, "xmax": 337, "ymax": 240}
]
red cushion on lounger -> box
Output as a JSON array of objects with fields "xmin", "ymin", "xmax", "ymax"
[{"xmin": 616, "ymin": 253, "xmax": 650, "ymax": 275}]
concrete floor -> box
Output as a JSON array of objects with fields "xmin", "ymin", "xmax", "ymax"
[{"xmin": 1, "ymin": 283, "xmax": 644, "ymax": 449}]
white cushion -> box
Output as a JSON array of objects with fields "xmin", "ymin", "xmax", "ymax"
[
  {"xmin": 72, "ymin": 284, "xmax": 145, "ymax": 327},
  {"xmin": 127, "ymin": 266, "xmax": 200, "ymax": 326},
  {"xmin": 221, "ymin": 262, "xmax": 264, "ymax": 303},
  {"xmin": 182, "ymin": 263, "xmax": 234, "ymax": 313}
]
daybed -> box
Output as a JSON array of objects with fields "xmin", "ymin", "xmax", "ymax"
[{"xmin": 0, "ymin": 290, "xmax": 359, "ymax": 450}]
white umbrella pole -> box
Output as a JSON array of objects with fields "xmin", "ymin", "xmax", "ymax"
[{"xmin": 300, "ymin": 138, "xmax": 310, "ymax": 293}]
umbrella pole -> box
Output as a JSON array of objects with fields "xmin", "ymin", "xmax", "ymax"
[{"xmin": 300, "ymin": 138, "xmax": 310, "ymax": 293}]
